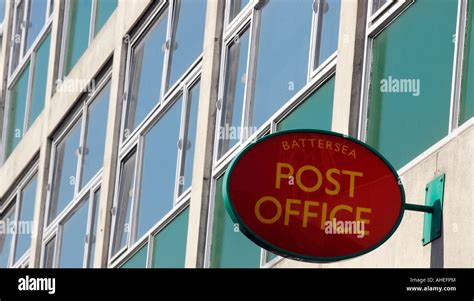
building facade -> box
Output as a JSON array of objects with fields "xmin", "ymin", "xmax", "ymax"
[{"xmin": 0, "ymin": 0, "xmax": 472, "ymax": 268}]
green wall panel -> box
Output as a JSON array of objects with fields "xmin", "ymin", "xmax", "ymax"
[
  {"xmin": 151, "ymin": 208, "xmax": 189, "ymax": 268},
  {"xmin": 367, "ymin": 0, "xmax": 457, "ymax": 170},
  {"xmin": 64, "ymin": 0, "xmax": 92, "ymax": 76},
  {"xmin": 277, "ymin": 76, "xmax": 334, "ymax": 131},
  {"xmin": 210, "ymin": 177, "xmax": 261, "ymax": 268},
  {"xmin": 29, "ymin": 32, "xmax": 51, "ymax": 127},
  {"xmin": 460, "ymin": 0, "xmax": 474, "ymax": 124},
  {"xmin": 94, "ymin": 0, "xmax": 117, "ymax": 36},
  {"xmin": 120, "ymin": 243, "xmax": 148, "ymax": 269}
]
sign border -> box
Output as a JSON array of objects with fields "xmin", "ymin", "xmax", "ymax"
[{"xmin": 223, "ymin": 129, "xmax": 406, "ymax": 263}]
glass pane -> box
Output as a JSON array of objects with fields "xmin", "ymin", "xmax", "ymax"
[
  {"xmin": 0, "ymin": 205, "xmax": 16, "ymax": 267},
  {"xmin": 43, "ymin": 237, "xmax": 56, "ymax": 268},
  {"xmin": 28, "ymin": 32, "xmax": 51, "ymax": 128},
  {"xmin": 179, "ymin": 81, "xmax": 200, "ymax": 194},
  {"xmin": 6, "ymin": 63, "xmax": 30, "ymax": 158},
  {"xmin": 218, "ymin": 29, "xmax": 250, "ymax": 158},
  {"xmin": 120, "ymin": 243, "xmax": 147, "ymax": 268},
  {"xmin": 137, "ymin": 99, "xmax": 181, "ymax": 241},
  {"xmin": 14, "ymin": 175, "xmax": 37, "ymax": 263},
  {"xmin": 152, "ymin": 208, "xmax": 189, "ymax": 268},
  {"xmin": 277, "ymin": 76, "xmax": 334, "ymax": 131},
  {"xmin": 81, "ymin": 83, "xmax": 110, "ymax": 188},
  {"xmin": 11, "ymin": 1, "xmax": 25, "ymax": 72},
  {"xmin": 251, "ymin": 0, "xmax": 312, "ymax": 129},
  {"xmin": 210, "ymin": 177, "xmax": 260, "ymax": 268},
  {"xmin": 124, "ymin": 10, "xmax": 168, "ymax": 136},
  {"xmin": 314, "ymin": 0, "xmax": 340, "ymax": 68},
  {"xmin": 367, "ymin": 0, "xmax": 456, "ymax": 170},
  {"xmin": 64, "ymin": 0, "xmax": 92, "ymax": 76},
  {"xmin": 228, "ymin": 0, "xmax": 250, "ymax": 23},
  {"xmin": 167, "ymin": 0, "xmax": 206, "ymax": 89},
  {"xmin": 87, "ymin": 189, "xmax": 100, "ymax": 268},
  {"xmin": 59, "ymin": 198, "xmax": 89, "ymax": 268},
  {"xmin": 111, "ymin": 151, "xmax": 136, "ymax": 256},
  {"xmin": 94, "ymin": 0, "xmax": 117, "ymax": 36},
  {"xmin": 26, "ymin": 0, "xmax": 47, "ymax": 50},
  {"xmin": 48, "ymin": 119, "xmax": 82, "ymax": 224},
  {"xmin": 372, "ymin": 0, "xmax": 389, "ymax": 14},
  {"xmin": 460, "ymin": 2, "xmax": 474, "ymax": 125},
  {"xmin": 0, "ymin": 0, "xmax": 5, "ymax": 24}
]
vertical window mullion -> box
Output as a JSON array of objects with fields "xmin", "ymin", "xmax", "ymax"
[
  {"xmin": 242, "ymin": 9, "xmax": 260, "ymax": 133},
  {"xmin": 308, "ymin": 0, "xmax": 322, "ymax": 78},
  {"xmin": 160, "ymin": 2, "xmax": 174, "ymax": 101},
  {"xmin": 75, "ymin": 107, "xmax": 88, "ymax": 198},
  {"xmin": 23, "ymin": 51, "xmax": 35, "ymax": 132},
  {"xmin": 20, "ymin": 0, "xmax": 29, "ymax": 59},
  {"xmin": 89, "ymin": 0, "xmax": 98, "ymax": 45},
  {"xmin": 83, "ymin": 191, "xmax": 94, "ymax": 268},
  {"xmin": 8, "ymin": 193, "xmax": 21, "ymax": 267},
  {"xmin": 129, "ymin": 138, "xmax": 144, "ymax": 247},
  {"xmin": 449, "ymin": 0, "xmax": 468, "ymax": 132},
  {"xmin": 175, "ymin": 87, "xmax": 188, "ymax": 201}
]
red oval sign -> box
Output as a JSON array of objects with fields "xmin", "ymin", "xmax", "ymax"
[{"xmin": 223, "ymin": 130, "xmax": 405, "ymax": 262}]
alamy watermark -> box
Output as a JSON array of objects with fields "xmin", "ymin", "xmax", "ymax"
[
  {"xmin": 55, "ymin": 78, "xmax": 96, "ymax": 94},
  {"xmin": 218, "ymin": 124, "xmax": 258, "ymax": 141},
  {"xmin": 380, "ymin": 76, "xmax": 421, "ymax": 97},
  {"xmin": 0, "ymin": 218, "xmax": 34, "ymax": 236},
  {"xmin": 324, "ymin": 218, "xmax": 367, "ymax": 238}
]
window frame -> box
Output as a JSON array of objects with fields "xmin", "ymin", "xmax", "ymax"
[
  {"xmin": 0, "ymin": 162, "xmax": 38, "ymax": 268},
  {"xmin": 58, "ymin": 0, "xmax": 116, "ymax": 79},
  {"xmin": 109, "ymin": 66, "xmax": 201, "ymax": 265},
  {"xmin": 41, "ymin": 73, "xmax": 112, "ymax": 267},
  {"xmin": 357, "ymin": 0, "xmax": 469, "ymax": 169},
  {"xmin": 1, "ymin": 6, "xmax": 53, "ymax": 163},
  {"xmin": 8, "ymin": 0, "xmax": 53, "ymax": 77},
  {"xmin": 119, "ymin": 0, "xmax": 205, "ymax": 147},
  {"xmin": 214, "ymin": 0, "xmax": 339, "ymax": 166}
]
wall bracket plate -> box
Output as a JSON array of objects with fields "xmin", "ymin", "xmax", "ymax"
[{"xmin": 422, "ymin": 174, "xmax": 445, "ymax": 246}]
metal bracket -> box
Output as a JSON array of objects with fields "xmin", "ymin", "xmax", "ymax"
[{"xmin": 404, "ymin": 174, "xmax": 445, "ymax": 246}]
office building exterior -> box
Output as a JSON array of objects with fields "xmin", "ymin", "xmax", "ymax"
[{"xmin": 0, "ymin": 0, "xmax": 473, "ymax": 268}]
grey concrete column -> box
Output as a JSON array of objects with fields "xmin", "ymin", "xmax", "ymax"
[
  {"xmin": 332, "ymin": 0, "xmax": 367, "ymax": 136},
  {"xmin": 184, "ymin": 0, "xmax": 225, "ymax": 268}
]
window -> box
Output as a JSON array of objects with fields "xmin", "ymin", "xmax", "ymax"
[
  {"xmin": 277, "ymin": 77, "xmax": 335, "ymax": 131},
  {"xmin": 0, "ymin": 0, "xmax": 6, "ymax": 31},
  {"xmin": 0, "ymin": 205, "xmax": 16, "ymax": 267},
  {"xmin": 3, "ymin": 26, "xmax": 52, "ymax": 160},
  {"xmin": 216, "ymin": 0, "xmax": 340, "ymax": 160},
  {"xmin": 118, "ymin": 207, "xmax": 190, "ymax": 268},
  {"xmin": 111, "ymin": 78, "xmax": 200, "ymax": 260},
  {"xmin": 57, "ymin": 188, "xmax": 100, "ymax": 267},
  {"xmin": 42, "ymin": 77, "xmax": 110, "ymax": 268},
  {"xmin": 122, "ymin": 0, "xmax": 206, "ymax": 138},
  {"xmin": 364, "ymin": 0, "xmax": 457, "ymax": 170},
  {"xmin": 460, "ymin": 1, "xmax": 474, "ymax": 125},
  {"xmin": 42, "ymin": 236, "xmax": 56, "ymax": 268},
  {"xmin": 61, "ymin": 0, "xmax": 117, "ymax": 77},
  {"xmin": 0, "ymin": 169, "xmax": 38, "ymax": 268},
  {"xmin": 13, "ymin": 174, "xmax": 37, "ymax": 264},
  {"xmin": 47, "ymin": 81, "xmax": 110, "ymax": 224},
  {"xmin": 9, "ymin": 0, "xmax": 52, "ymax": 74},
  {"xmin": 312, "ymin": 0, "xmax": 341, "ymax": 69}
]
